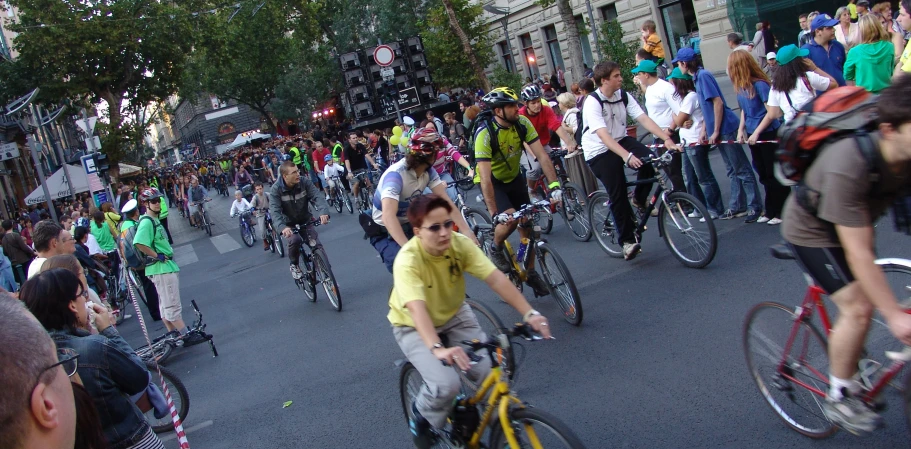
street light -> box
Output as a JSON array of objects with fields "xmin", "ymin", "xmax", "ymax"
[{"xmin": 483, "ymin": 4, "xmax": 515, "ymax": 72}]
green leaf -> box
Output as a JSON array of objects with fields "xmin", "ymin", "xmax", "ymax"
[{"xmin": 282, "ymin": 401, "xmax": 293, "ymax": 408}]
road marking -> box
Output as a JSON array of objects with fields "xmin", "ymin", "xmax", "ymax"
[
  {"xmin": 159, "ymin": 420, "xmax": 214, "ymax": 442},
  {"xmin": 211, "ymin": 233, "xmax": 241, "ymax": 254},
  {"xmin": 172, "ymin": 244, "xmax": 198, "ymax": 266}
]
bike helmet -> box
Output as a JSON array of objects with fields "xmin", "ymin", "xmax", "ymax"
[
  {"xmin": 481, "ymin": 87, "xmax": 519, "ymax": 108},
  {"xmin": 139, "ymin": 187, "xmax": 164, "ymax": 202},
  {"xmin": 324, "ymin": 154, "xmax": 332, "ymax": 162},
  {"xmin": 408, "ymin": 128, "xmax": 443, "ymax": 153},
  {"xmin": 520, "ymin": 85, "xmax": 542, "ymax": 102}
]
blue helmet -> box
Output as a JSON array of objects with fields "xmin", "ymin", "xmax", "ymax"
[
  {"xmin": 282, "ymin": 154, "xmax": 292, "ymax": 161},
  {"xmin": 324, "ymin": 154, "xmax": 333, "ymax": 162}
]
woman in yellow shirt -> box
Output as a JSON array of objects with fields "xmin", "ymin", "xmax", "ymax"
[
  {"xmin": 100, "ymin": 202, "xmax": 121, "ymax": 234},
  {"xmin": 389, "ymin": 194, "xmax": 551, "ymax": 448}
]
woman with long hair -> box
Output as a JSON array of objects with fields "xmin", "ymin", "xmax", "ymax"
[
  {"xmin": 100, "ymin": 202, "xmax": 121, "ymax": 233},
  {"xmin": 729, "ymin": 50, "xmax": 790, "ymax": 225},
  {"xmin": 21, "ymin": 269, "xmax": 165, "ymax": 449},
  {"xmin": 835, "ymin": 6, "xmax": 860, "ymax": 50},
  {"xmin": 845, "ymin": 14, "xmax": 896, "ymax": 93},
  {"xmin": 754, "ymin": 45, "xmax": 838, "ymax": 126}
]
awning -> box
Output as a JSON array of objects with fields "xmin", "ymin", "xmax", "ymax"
[
  {"xmin": 226, "ymin": 132, "xmax": 272, "ymax": 150},
  {"xmin": 24, "ymin": 165, "xmax": 89, "ymax": 205},
  {"xmin": 119, "ymin": 163, "xmax": 143, "ymax": 177}
]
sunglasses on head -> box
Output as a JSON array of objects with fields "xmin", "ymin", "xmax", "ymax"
[{"xmin": 421, "ymin": 220, "xmax": 455, "ymax": 232}]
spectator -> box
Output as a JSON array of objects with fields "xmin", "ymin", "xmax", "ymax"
[
  {"xmin": 804, "ymin": 13, "xmax": 847, "ymax": 91},
  {"xmin": 765, "ymin": 52, "xmax": 779, "ymax": 76},
  {"xmin": 845, "ymin": 14, "xmax": 896, "ymax": 93},
  {"xmin": 0, "ymin": 293, "xmax": 77, "ymax": 449},
  {"xmin": 556, "ymin": 92, "xmax": 598, "ymax": 195},
  {"xmin": 800, "ymin": 12, "xmax": 821, "ymax": 46},
  {"xmin": 28, "ymin": 220, "xmax": 76, "ymax": 278},
  {"xmin": 849, "ymin": 0, "xmax": 859, "ymax": 20},
  {"xmin": 19, "ymin": 217, "xmax": 33, "ymax": 246},
  {"xmin": 1, "ymin": 219, "xmax": 36, "ymax": 285},
  {"xmin": 857, "ymin": 0, "xmax": 871, "ymax": 17},
  {"xmin": 762, "ymin": 45, "xmax": 838, "ymax": 124},
  {"xmin": 835, "ymin": 7, "xmax": 860, "ymax": 50},
  {"xmin": 0, "ymin": 243, "xmax": 17, "ymax": 292},
  {"xmin": 798, "ymin": 13, "xmax": 811, "ymax": 45},
  {"xmin": 896, "ymin": 0, "xmax": 911, "ymax": 78},
  {"xmin": 871, "ymin": 6, "xmax": 906, "ymax": 61},
  {"xmin": 640, "ymin": 20, "xmax": 665, "ymax": 62},
  {"xmin": 576, "ymin": 78, "xmax": 595, "ymax": 110},
  {"xmin": 40, "ymin": 254, "xmax": 107, "ymax": 312},
  {"xmin": 459, "ymin": 97, "xmax": 473, "ymax": 130},
  {"xmin": 727, "ymin": 32, "xmax": 753, "ymax": 53},
  {"xmin": 751, "ymin": 22, "xmax": 769, "ymax": 67},
  {"xmin": 556, "ymin": 65, "xmax": 566, "ymax": 92}
]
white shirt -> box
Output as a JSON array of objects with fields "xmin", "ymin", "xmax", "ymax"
[
  {"xmin": 323, "ymin": 163, "xmax": 345, "ymax": 179},
  {"xmin": 27, "ymin": 257, "xmax": 46, "ymax": 279},
  {"xmin": 581, "ymin": 88, "xmax": 646, "ymax": 161},
  {"xmin": 644, "ymin": 79, "xmax": 680, "ymax": 130},
  {"xmin": 767, "ymin": 71, "xmax": 831, "ymax": 122},
  {"xmin": 561, "ymin": 107, "xmax": 582, "ymax": 159},
  {"xmin": 84, "ymin": 233, "xmax": 102, "ymax": 256},
  {"xmin": 677, "ymin": 92, "xmax": 704, "ymax": 145},
  {"xmin": 372, "ymin": 159, "xmax": 443, "ymax": 226},
  {"xmin": 229, "ymin": 198, "xmax": 252, "ymax": 217}
]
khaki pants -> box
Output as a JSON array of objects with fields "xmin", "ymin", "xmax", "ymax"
[
  {"xmin": 392, "ymin": 303, "xmax": 490, "ymax": 428},
  {"xmin": 148, "ymin": 272, "xmax": 182, "ymax": 323}
]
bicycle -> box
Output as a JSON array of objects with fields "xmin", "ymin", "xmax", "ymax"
[
  {"xmin": 327, "ymin": 175, "xmax": 353, "ymax": 214},
  {"xmin": 135, "ymin": 300, "xmax": 218, "ymax": 365},
  {"xmin": 190, "ymin": 198, "xmax": 214, "ymax": 236},
  {"xmin": 538, "ymin": 148, "xmax": 592, "ymax": 242},
  {"xmin": 256, "ymin": 207, "xmax": 284, "ymax": 257},
  {"xmin": 587, "ymin": 151, "xmax": 718, "ymax": 268},
  {"xmin": 290, "ymin": 220, "xmax": 342, "ymax": 311},
  {"xmin": 352, "ymin": 169, "xmax": 375, "ymax": 213},
  {"xmin": 398, "ymin": 321, "xmax": 587, "ymax": 449},
  {"xmin": 447, "ymin": 180, "xmax": 491, "ymax": 232},
  {"xmin": 742, "ymin": 251, "xmax": 911, "ymax": 438},
  {"xmin": 235, "ymin": 210, "xmax": 256, "ymax": 247},
  {"xmin": 474, "ymin": 200, "xmax": 583, "ymax": 326},
  {"xmin": 143, "ymin": 360, "xmax": 190, "ymax": 434}
]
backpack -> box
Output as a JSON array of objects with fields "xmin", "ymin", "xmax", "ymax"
[
  {"xmin": 358, "ymin": 211, "xmax": 387, "ymax": 239},
  {"xmin": 578, "ymin": 90, "xmax": 630, "ymax": 144},
  {"xmin": 122, "ymin": 217, "xmax": 160, "ymax": 270},
  {"xmin": 468, "ymin": 110, "xmax": 528, "ymax": 181}
]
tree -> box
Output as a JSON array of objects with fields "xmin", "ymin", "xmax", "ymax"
[
  {"xmin": 420, "ymin": 0, "xmax": 493, "ymax": 90},
  {"xmin": 271, "ymin": 44, "xmax": 342, "ymax": 122},
  {"xmin": 2, "ymin": 0, "xmax": 197, "ymax": 164},
  {"xmin": 536, "ymin": 0, "xmax": 584, "ymax": 86}
]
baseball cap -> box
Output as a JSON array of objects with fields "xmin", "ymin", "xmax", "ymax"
[
  {"xmin": 856, "ymin": 1, "xmax": 870, "ymax": 6},
  {"xmin": 667, "ymin": 67, "xmax": 692, "ymax": 81},
  {"xmin": 670, "ymin": 48, "xmax": 697, "ymax": 64},
  {"xmin": 810, "ymin": 13, "xmax": 839, "ymax": 31},
  {"xmin": 402, "ymin": 116, "xmax": 415, "ymax": 126},
  {"xmin": 766, "ymin": 52, "xmax": 777, "ymax": 60},
  {"xmin": 121, "ymin": 199, "xmax": 138, "ymax": 214},
  {"xmin": 775, "ymin": 44, "xmax": 810, "ymax": 65},
  {"xmin": 630, "ymin": 59, "xmax": 659, "ymax": 74}
]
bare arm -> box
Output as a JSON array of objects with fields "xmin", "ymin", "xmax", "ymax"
[
  {"xmin": 404, "ymin": 300, "xmax": 472, "ymax": 370},
  {"xmin": 381, "ymin": 197, "xmax": 410, "ymax": 246},
  {"xmin": 749, "ymin": 105, "xmax": 782, "ymax": 143},
  {"xmin": 710, "ymin": 97, "xmax": 724, "ymax": 141}
]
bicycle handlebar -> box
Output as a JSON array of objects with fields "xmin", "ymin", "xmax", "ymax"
[
  {"xmin": 492, "ymin": 200, "xmax": 552, "ymax": 224},
  {"xmin": 440, "ymin": 323, "xmax": 542, "ymax": 367},
  {"xmin": 291, "ymin": 219, "xmax": 328, "ymax": 233},
  {"xmin": 638, "ymin": 152, "xmax": 674, "ymax": 168}
]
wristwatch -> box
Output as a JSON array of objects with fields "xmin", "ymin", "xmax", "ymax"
[
  {"xmin": 430, "ymin": 342, "xmax": 444, "ymax": 352},
  {"xmin": 523, "ymin": 309, "xmax": 542, "ymax": 322}
]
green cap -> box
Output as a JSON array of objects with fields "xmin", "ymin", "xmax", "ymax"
[
  {"xmin": 630, "ymin": 59, "xmax": 659, "ymax": 74},
  {"xmin": 667, "ymin": 67, "xmax": 692, "ymax": 80},
  {"xmin": 775, "ymin": 44, "xmax": 809, "ymax": 65}
]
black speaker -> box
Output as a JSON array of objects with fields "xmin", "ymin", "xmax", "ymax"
[
  {"xmin": 353, "ymin": 101, "xmax": 375, "ymax": 120},
  {"xmin": 418, "ymin": 85, "xmax": 435, "ymax": 103},
  {"xmin": 344, "ymin": 68, "xmax": 368, "ymax": 88},
  {"xmin": 394, "ymin": 74, "xmax": 413, "ymax": 90},
  {"xmin": 339, "ymin": 51, "xmax": 361, "ymax": 70},
  {"xmin": 410, "ymin": 54, "xmax": 427, "ymax": 70},
  {"xmin": 406, "ymin": 36, "xmax": 423, "ymax": 54},
  {"xmin": 414, "ymin": 69, "xmax": 432, "ymax": 86},
  {"xmin": 348, "ymin": 85, "xmax": 372, "ymax": 102}
]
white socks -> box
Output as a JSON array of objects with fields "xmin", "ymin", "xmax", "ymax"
[{"xmin": 828, "ymin": 375, "xmax": 862, "ymax": 401}]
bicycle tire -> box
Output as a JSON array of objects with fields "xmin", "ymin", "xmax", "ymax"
[
  {"xmin": 145, "ymin": 361, "xmax": 190, "ymax": 434},
  {"xmin": 536, "ymin": 243, "xmax": 583, "ymax": 326},
  {"xmin": 136, "ymin": 340, "xmax": 174, "ymax": 366},
  {"xmin": 332, "ymin": 190, "xmax": 342, "ymax": 213},
  {"xmin": 273, "ymin": 226, "xmax": 285, "ymax": 258},
  {"xmin": 587, "ymin": 191, "xmax": 623, "ymax": 258},
  {"xmin": 462, "ymin": 207, "xmax": 491, "ymax": 232},
  {"xmin": 203, "ymin": 211, "xmax": 212, "ymax": 236},
  {"xmin": 241, "ymin": 222, "xmax": 255, "ymax": 247},
  {"xmin": 742, "ymin": 302, "xmax": 836, "ymax": 438},
  {"xmin": 343, "ymin": 189, "xmax": 354, "ymax": 214},
  {"xmin": 536, "ymin": 207, "xmax": 554, "ymax": 234},
  {"xmin": 467, "ymin": 300, "xmax": 517, "ymax": 382},
  {"xmin": 399, "ymin": 362, "xmax": 422, "ymax": 427},
  {"xmin": 313, "ymin": 252, "xmax": 342, "ymax": 311},
  {"xmin": 867, "ymin": 260, "xmax": 911, "ymax": 391},
  {"xmin": 658, "ymin": 192, "xmax": 717, "ymax": 268},
  {"xmin": 488, "ymin": 407, "xmax": 588, "ymax": 449},
  {"xmin": 560, "ymin": 182, "xmax": 592, "ymax": 242}
]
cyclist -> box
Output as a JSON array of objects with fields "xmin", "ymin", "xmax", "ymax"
[
  {"xmin": 229, "ymin": 190, "xmax": 254, "ymax": 230},
  {"xmin": 322, "ymin": 155, "xmax": 345, "ymax": 200},
  {"xmin": 517, "ymin": 85, "xmax": 578, "ymax": 200},
  {"xmin": 234, "ymin": 165, "xmax": 254, "ymax": 197},
  {"xmin": 781, "ymin": 78, "xmax": 911, "ymax": 434},
  {"xmin": 580, "ymin": 61, "xmax": 680, "ymax": 260},
  {"xmin": 427, "ymin": 124, "xmax": 474, "ymax": 202},
  {"xmin": 390, "ymin": 194, "xmax": 552, "ymax": 449},
  {"xmin": 187, "ymin": 176, "xmax": 208, "ymax": 228},
  {"xmin": 249, "ymin": 182, "xmax": 271, "ymax": 251},
  {"xmin": 369, "ymin": 128, "xmax": 478, "ymax": 273},
  {"xmin": 344, "ymin": 131, "xmax": 380, "ymax": 205},
  {"xmin": 474, "ymin": 86, "xmax": 562, "ymax": 295},
  {"xmin": 268, "ymin": 161, "xmax": 330, "ymax": 281}
]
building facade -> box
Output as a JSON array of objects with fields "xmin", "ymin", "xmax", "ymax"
[{"xmin": 172, "ymin": 96, "xmax": 265, "ymax": 159}]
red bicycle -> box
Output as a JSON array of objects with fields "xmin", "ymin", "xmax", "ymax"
[{"xmin": 742, "ymin": 248, "xmax": 911, "ymax": 437}]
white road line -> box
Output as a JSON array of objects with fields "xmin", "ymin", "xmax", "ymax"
[
  {"xmin": 172, "ymin": 244, "xmax": 198, "ymax": 266},
  {"xmin": 159, "ymin": 420, "xmax": 214, "ymax": 442},
  {"xmin": 211, "ymin": 233, "xmax": 241, "ymax": 254}
]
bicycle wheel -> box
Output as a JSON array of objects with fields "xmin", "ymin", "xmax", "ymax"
[
  {"xmin": 462, "ymin": 207, "xmax": 491, "ymax": 232},
  {"xmin": 588, "ymin": 191, "xmax": 623, "ymax": 258},
  {"xmin": 536, "ymin": 207, "xmax": 554, "ymax": 234},
  {"xmin": 742, "ymin": 302, "xmax": 835, "ymax": 438},
  {"xmin": 272, "ymin": 226, "xmax": 285, "ymax": 258},
  {"xmin": 658, "ymin": 192, "xmax": 717, "ymax": 268},
  {"xmin": 332, "ymin": 190, "xmax": 342, "ymax": 213},
  {"xmin": 298, "ymin": 245, "xmax": 317, "ymax": 301},
  {"xmin": 314, "ymin": 252, "xmax": 342, "ymax": 311},
  {"xmin": 488, "ymin": 407, "xmax": 587, "ymax": 449},
  {"xmin": 866, "ymin": 260, "xmax": 911, "ymax": 391},
  {"xmin": 203, "ymin": 212, "xmax": 212, "ymax": 236},
  {"xmin": 536, "ymin": 243, "xmax": 583, "ymax": 326},
  {"xmin": 467, "ymin": 300, "xmax": 516, "ymax": 381},
  {"xmin": 145, "ymin": 362, "xmax": 190, "ymax": 434},
  {"xmin": 240, "ymin": 222, "xmax": 254, "ymax": 247},
  {"xmin": 135, "ymin": 341, "xmax": 173, "ymax": 365},
  {"xmin": 560, "ymin": 182, "xmax": 591, "ymax": 242}
]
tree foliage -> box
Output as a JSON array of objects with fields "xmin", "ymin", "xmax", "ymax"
[
  {"xmin": 419, "ymin": 0, "xmax": 493, "ymax": 90},
  {"xmin": 598, "ymin": 20, "xmax": 640, "ymax": 98}
]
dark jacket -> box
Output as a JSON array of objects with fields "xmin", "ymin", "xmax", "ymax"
[
  {"xmin": 1, "ymin": 230, "xmax": 35, "ymax": 265},
  {"xmin": 50, "ymin": 326, "xmax": 151, "ymax": 449},
  {"xmin": 268, "ymin": 175, "xmax": 329, "ymax": 233}
]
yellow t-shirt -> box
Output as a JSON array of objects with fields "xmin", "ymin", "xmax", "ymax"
[
  {"xmin": 901, "ymin": 39, "xmax": 911, "ymax": 73},
  {"xmin": 645, "ymin": 33, "xmax": 665, "ymax": 59},
  {"xmin": 388, "ymin": 233, "xmax": 497, "ymax": 328}
]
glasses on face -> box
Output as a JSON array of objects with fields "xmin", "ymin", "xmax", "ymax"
[
  {"xmin": 421, "ymin": 220, "xmax": 455, "ymax": 233},
  {"xmin": 416, "ymin": 144, "xmax": 439, "ymax": 154},
  {"xmin": 34, "ymin": 348, "xmax": 80, "ymax": 390}
]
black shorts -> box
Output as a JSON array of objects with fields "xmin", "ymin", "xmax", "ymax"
[
  {"xmin": 790, "ymin": 244, "xmax": 856, "ymax": 294},
  {"xmin": 491, "ymin": 175, "xmax": 530, "ymax": 215}
]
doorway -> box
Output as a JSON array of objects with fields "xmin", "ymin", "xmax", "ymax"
[{"xmin": 658, "ymin": 0, "xmax": 699, "ymax": 56}]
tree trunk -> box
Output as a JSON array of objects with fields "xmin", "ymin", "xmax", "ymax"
[
  {"xmin": 441, "ymin": 0, "xmax": 491, "ymax": 92},
  {"xmin": 555, "ymin": 0, "xmax": 585, "ymax": 87}
]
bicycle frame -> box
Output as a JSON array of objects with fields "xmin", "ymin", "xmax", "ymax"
[{"xmin": 463, "ymin": 365, "xmax": 540, "ymax": 449}]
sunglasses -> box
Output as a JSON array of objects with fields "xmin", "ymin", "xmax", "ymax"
[
  {"xmin": 415, "ymin": 144, "xmax": 439, "ymax": 154},
  {"xmin": 421, "ymin": 220, "xmax": 455, "ymax": 233}
]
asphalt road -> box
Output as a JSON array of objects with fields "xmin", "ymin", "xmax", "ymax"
[{"xmin": 119, "ymin": 151, "xmax": 911, "ymax": 449}]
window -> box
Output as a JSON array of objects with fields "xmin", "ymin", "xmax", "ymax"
[
  {"xmin": 217, "ymin": 123, "xmax": 236, "ymax": 135},
  {"xmin": 599, "ymin": 4, "xmax": 618, "ymax": 22},
  {"xmin": 519, "ymin": 33, "xmax": 539, "ymax": 79},
  {"xmin": 542, "ymin": 25, "xmax": 564, "ymax": 74},
  {"xmin": 499, "ymin": 41, "xmax": 515, "ymax": 73},
  {"xmin": 658, "ymin": 0, "xmax": 698, "ymax": 55},
  {"xmin": 574, "ymin": 15, "xmax": 594, "ymax": 69}
]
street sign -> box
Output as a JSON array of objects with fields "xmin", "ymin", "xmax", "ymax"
[
  {"xmin": 85, "ymin": 136, "xmax": 101, "ymax": 151},
  {"xmin": 0, "ymin": 143, "xmax": 20, "ymax": 162},
  {"xmin": 373, "ymin": 45, "xmax": 395, "ymax": 67},
  {"xmin": 380, "ymin": 67, "xmax": 395, "ymax": 81},
  {"xmin": 75, "ymin": 116, "xmax": 98, "ymax": 135},
  {"xmin": 87, "ymin": 172, "xmax": 103, "ymax": 192},
  {"xmin": 81, "ymin": 154, "xmax": 97, "ymax": 174},
  {"xmin": 381, "ymin": 87, "xmax": 421, "ymax": 115},
  {"xmin": 92, "ymin": 190, "xmax": 108, "ymax": 208}
]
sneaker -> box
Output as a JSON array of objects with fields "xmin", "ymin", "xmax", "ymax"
[
  {"xmin": 290, "ymin": 264, "xmax": 304, "ymax": 280},
  {"xmin": 719, "ymin": 209, "xmax": 746, "ymax": 220},
  {"xmin": 744, "ymin": 209, "xmax": 761, "ymax": 223},
  {"xmin": 699, "ymin": 213, "xmax": 719, "ymax": 223},
  {"xmin": 488, "ymin": 245, "xmax": 512, "ymax": 272},
  {"xmin": 525, "ymin": 270, "xmax": 550, "ymax": 297},
  {"xmin": 822, "ymin": 392, "xmax": 883, "ymax": 435},
  {"xmin": 687, "ymin": 210, "xmax": 703, "ymax": 219},
  {"xmin": 409, "ymin": 403, "xmax": 437, "ymax": 449},
  {"xmin": 325, "ymin": 194, "xmax": 330, "ymax": 200},
  {"xmin": 181, "ymin": 332, "xmax": 209, "ymax": 347},
  {"xmin": 756, "ymin": 216, "xmax": 771, "ymax": 223},
  {"xmin": 623, "ymin": 242, "xmax": 641, "ymax": 261},
  {"xmin": 767, "ymin": 217, "xmax": 783, "ymax": 225}
]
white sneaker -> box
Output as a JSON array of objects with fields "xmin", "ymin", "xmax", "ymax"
[
  {"xmin": 325, "ymin": 194, "xmax": 330, "ymax": 200},
  {"xmin": 687, "ymin": 211, "xmax": 703, "ymax": 219},
  {"xmin": 290, "ymin": 264, "xmax": 304, "ymax": 280},
  {"xmin": 756, "ymin": 216, "xmax": 771, "ymax": 223},
  {"xmin": 767, "ymin": 217, "xmax": 783, "ymax": 225},
  {"xmin": 699, "ymin": 213, "xmax": 719, "ymax": 223}
]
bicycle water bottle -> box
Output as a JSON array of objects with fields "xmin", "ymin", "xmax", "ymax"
[{"xmin": 516, "ymin": 237, "xmax": 530, "ymax": 263}]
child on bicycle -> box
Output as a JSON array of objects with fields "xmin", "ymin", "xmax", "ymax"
[
  {"xmin": 229, "ymin": 190, "xmax": 253, "ymax": 227},
  {"xmin": 322, "ymin": 155, "xmax": 345, "ymax": 198}
]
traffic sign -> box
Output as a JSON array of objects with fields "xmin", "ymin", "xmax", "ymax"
[
  {"xmin": 0, "ymin": 143, "xmax": 20, "ymax": 162},
  {"xmin": 373, "ymin": 45, "xmax": 395, "ymax": 67},
  {"xmin": 81, "ymin": 154, "xmax": 97, "ymax": 174},
  {"xmin": 380, "ymin": 67, "xmax": 395, "ymax": 81},
  {"xmin": 85, "ymin": 136, "xmax": 101, "ymax": 151},
  {"xmin": 75, "ymin": 116, "xmax": 98, "ymax": 135},
  {"xmin": 381, "ymin": 87, "xmax": 421, "ymax": 115}
]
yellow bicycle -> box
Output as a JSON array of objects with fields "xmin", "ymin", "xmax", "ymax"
[{"xmin": 398, "ymin": 302, "xmax": 587, "ymax": 449}]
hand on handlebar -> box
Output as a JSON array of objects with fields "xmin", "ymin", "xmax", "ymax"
[
  {"xmin": 663, "ymin": 139, "xmax": 681, "ymax": 152},
  {"xmin": 525, "ymin": 315, "xmax": 553, "ymax": 339},
  {"xmin": 550, "ymin": 188, "xmax": 563, "ymax": 203},
  {"xmin": 625, "ymin": 153, "xmax": 643, "ymax": 169},
  {"xmin": 319, "ymin": 214, "xmax": 329, "ymax": 225},
  {"xmin": 433, "ymin": 346, "xmax": 472, "ymax": 371},
  {"xmin": 281, "ymin": 227, "xmax": 293, "ymax": 238}
]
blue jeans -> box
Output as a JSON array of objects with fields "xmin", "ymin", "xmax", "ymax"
[
  {"xmin": 715, "ymin": 133, "xmax": 762, "ymax": 212},
  {"xmin": 369, "ymin": 225, "xmax": 414, "ymax": 273},
  {"xmin": 681, "ymin": 145, "xmax": 724, "ymax": 216},
  {"xmin": 423, "ymin": 172, "xmax": 458, "ymax": 203}
]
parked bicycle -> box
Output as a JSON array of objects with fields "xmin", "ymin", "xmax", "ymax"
[
  {"xmin": 143, "ymin": 360, "xmax": 190, "ymax": 434},
  {"xmin": 256, "ymin": 207, "xmax": 284, "ymax": 257},
  {"xmin": 190, "ymin": 198, "xmax": 214, "ymax": 236},
  {"xmin": 587, "ymin": 151, "xmax": 718, "ymax": 268},
  {"xmin": 474, "ymin": 200, "xmax": 583, "ymax": 326},
  {"xmin": 135, "ymin": 300, "xmax": 218, "ymax": 365},
  {"xmin": 291, "ymin": 221, "xmax": 341, "ymax": 311},
  {"xmin": 326, "ymin": 175, "xmax": 353, "ymax": 214}
]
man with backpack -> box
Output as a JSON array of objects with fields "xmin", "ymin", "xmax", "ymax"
[
  {"xmin": 780, "ymin": 80, "xmax": 911, "ymax": 434},
  {"xmin": 118, "ymin": 199, "xmax": 161, "ymax": 322}
]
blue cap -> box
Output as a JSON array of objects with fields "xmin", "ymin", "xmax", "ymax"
[
  {"xmin": 670, "ymin": 48, "xmax": 697, "ymax": 64},
  {"xmin": 810, "ymin": 14, "xmax": 839, "ymax": 32}
]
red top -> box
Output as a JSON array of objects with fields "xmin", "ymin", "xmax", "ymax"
[
  {"xmin": 312, "ymin": 148, "xmax": 331, "ymax": 171},
  {"xmin": 519, "ymin": 104, "xmax": 562, "ymax": 147}
]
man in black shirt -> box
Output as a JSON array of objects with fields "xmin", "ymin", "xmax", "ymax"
[{"xmin": 344, "ymin": 131, "xmax": 379, "ymax": 204}]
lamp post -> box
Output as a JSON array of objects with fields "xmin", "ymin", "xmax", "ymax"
[{"xmin": 483, "ymin": 4, "xmax": 515, "ymax": 72}]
